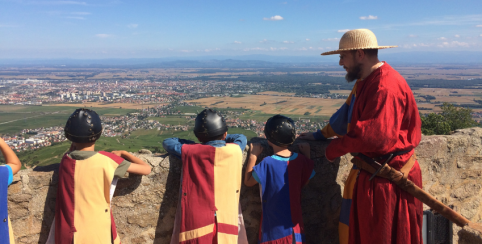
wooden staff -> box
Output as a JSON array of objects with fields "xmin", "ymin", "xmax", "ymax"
[{"xmin": 351, "ymin": 153, "xmax": 482, "ymax": 233}]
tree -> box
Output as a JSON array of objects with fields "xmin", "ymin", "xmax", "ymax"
[
  {"xmin": 421, "ymin": 103, "xmax": 479, "ymax": 135},
  {"xmin": 420, "ymin": 113, "xmax": 451, "ymax": 135},
  {"xmin": 440, "ymin": 103, "xmax": 479, "ymax": 132}
]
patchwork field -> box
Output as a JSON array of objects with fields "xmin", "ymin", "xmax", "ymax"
[
  {"xmin": 413, "ymin": 88, "xmax": 482, "ymax": 113},
  {"xmin": 0, "ymin": 105, "xmax": 136, "ymax": 135},
  {"xmin": 188, "ymin": 95, "xmax": 345, "ymax": 116}
]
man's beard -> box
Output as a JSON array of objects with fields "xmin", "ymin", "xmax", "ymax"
[{"xmin": 345, "ymin": 63, "xmax": 362, "ymax": 82}]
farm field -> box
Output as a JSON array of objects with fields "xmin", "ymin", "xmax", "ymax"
[
  {"xmin": 0, "ymin": 105, "xmax": 136, "ymax": 135},
  {"xmin": 413, "ymin": 88, "xmax": 482, "ymax": 113},
  {"xmin": 150, "ymin": 116, "xmax": 195, "ymax": 125},
  {"xmin": 13, "ymin": 128, "xmax": 258, "ymax": 167},
  {"xmin": 188, "ymin": 95, "xmax": 345, "ymax": 116}
]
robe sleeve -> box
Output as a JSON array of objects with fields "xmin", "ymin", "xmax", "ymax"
[
  {"xmin": 314, "ymin": 83, "xmax": 357, "ymax": 140},
  {"xmin": 325, "ymin": 83, "xmax": 402, "ymax": 161}
]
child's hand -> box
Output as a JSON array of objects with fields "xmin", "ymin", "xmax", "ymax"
[
  {"xmin": 111, "ymin": 150, "xmax": 126, "ymax": 158},
  {"xmin": 298, "ymin": 143, "xmax": 311, "ymax": 158},
  {"xmin": 249, "ymin": 143, "xmax": 263, "ymax": 157},
  {"xmin": 298, "ymin": 132, "xmax": 315, "ymax": 141}
]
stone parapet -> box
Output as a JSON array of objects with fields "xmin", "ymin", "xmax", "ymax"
[{"xmin": 7, "ymin": 128, "xmax": 482, "ymax": 243}]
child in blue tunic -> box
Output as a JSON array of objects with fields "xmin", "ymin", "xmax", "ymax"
[
  {"xmin": 244, "ymin": 115, "xmax": 315, "ymax": 244},
  {"xmin": 0, "ymin": 137, "xmax": 22, "ymax": 244}
]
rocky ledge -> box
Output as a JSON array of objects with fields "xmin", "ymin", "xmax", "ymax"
[{"xmin": 7, "ymin": 128, "xmax": 482, "ymax": 243}]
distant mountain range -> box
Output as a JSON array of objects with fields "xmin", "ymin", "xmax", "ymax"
[{"xmin": 0, "ymin": 51, "xmax": 481, "ymax": 68}]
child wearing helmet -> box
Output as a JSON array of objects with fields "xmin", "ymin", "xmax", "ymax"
[
  {"xmin": 162, "ymin": 108, "xmax": 248, "ymax": 244},
  {"xmin": 0, "ymin": 137, "xmax": 22, "ymax": 244},
  {"xmin": 46, "ymin": 108, "xmax": 151, "ymax": 244},
  {"xmin": 244, "ymin": 115, "xmax": 315, "ymax": 244}
]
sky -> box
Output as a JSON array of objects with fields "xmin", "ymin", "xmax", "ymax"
[{"xmin": 1, "ymin": 0, "xmax": 482, "ymax": 59}]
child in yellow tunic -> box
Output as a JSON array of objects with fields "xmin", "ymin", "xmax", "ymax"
[{"xmin": 46, "ymin": 108, "xmax": 151, "ymax": 244}]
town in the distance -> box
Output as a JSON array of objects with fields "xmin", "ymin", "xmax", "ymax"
[{"xmin": 1, "ymin": 62, "xmax": 482, "ymax": 167}]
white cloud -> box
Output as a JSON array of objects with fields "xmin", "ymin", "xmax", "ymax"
[
  {"xmin": 379, "ymin": 14, "xmax": 482, "ymax": 29},
  {"xmin": 180, "ymin": 50, "xmax": 193, "ymax": 53},
  {"xmin": 477, "ymin": 25, "xmax": 482, "ymax": 27},
  {"xmin": 437, "ymin": 41, "xmax": 470, "ymax": 48},
  {"xmin": 323, "ymin": 38, "xmax": 339, "ymax": 41},
  {"xmin": 480, "ymin": 34, "xmax": 482, "ymax": 37},
  {"xmin": 0, "ymin": 24, "xmax": 17, "ymax": 28},
  {"xmin": 204, "ymin": 48, "xmax": 221, "ymax": 52},
  {"xmin": 360, "ymin": 15, "xmax": 378, "ymax": 20},
  {"xmin": 95, "ymin": 34, "xmax": 111, "ymax": 38},
  {"xmin": 259, "ymin": 39, "xmax": 269, "ymax": 43},
  {"xmin": 283, "ymin": 41, "xmax": 294, "ymax": 44},
  {"xmin": 408, "ymin": 34, "xmax": 418, "ymax": 38},
  {"xmin": 71, "ymin": 12, "xmax": 90, "ymax": 15},
  {"xmin": 39, "ymin": 1, "xmax": 87, "ymax": 5},
  {"xmin": 279, "ymin": 47, "xmax": 288, "ymax": 50},
  {"xmin": 243, "ymin": 47, "xmax": 269, "ymax": 51},
  {"xmin": 338, "ymin": 29, "xmax": 350, "ymax": 33},
  {"xmin": 455, "ymin": 34, "xmax": 460, "ymax": 38},
  {"xmin": 127, "ymin": 24, "xmax": 138, "ymax": 29},
  {"xmin": 306, "ymin": 38, "xmax": 310, "ymax": 41},
  {"xmin": 438, "ymin": 37, "xmax": 447, "ymax": 40},
  {"xmin": 263, "ymin": 15, "xmax": 284, "ymax": 21},
  {"xmin": 234, "ymin": 41, "xmax": 242, "ymax": 44}
]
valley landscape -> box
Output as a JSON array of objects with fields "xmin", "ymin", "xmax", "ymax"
[{"xmin": 1, "ymin": 62, "xmax": 482, "ymax": 168}]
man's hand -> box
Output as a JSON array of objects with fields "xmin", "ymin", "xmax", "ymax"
[
  {"xmin": 249, "ymin": 143, "xmax": 264, "ymax": 157},
  {"xmin": 298, "ymin": 132, "xmax": 316, "ymax": 141},
  {"xmin": 298, "ymin": 143, "xmax": 311, "ymax": 158}
]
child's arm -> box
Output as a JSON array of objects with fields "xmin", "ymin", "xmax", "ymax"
[
  {"xmin": 244, "ymin": 143, "xmax": 263, "ymax": 187},
  {"xmin": 162, "ymin": 138, "xmax": 196, "ymax": 159},
  {"xmin": 112, "ymin": 150, "xmax": 151, "ymax": 175},
  {"xmin": 298, "ymin": 142, "xmax": 311, "ymax": 159},
  {"xmin": 225, "ymin": 134, "xmax": 247, "ymax": 151},
  {"xmin": 0, "ymin": 137, "xmax": 21, "ymax": 174}
]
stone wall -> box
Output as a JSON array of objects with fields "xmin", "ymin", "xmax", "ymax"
[{"xmin": 7, "ymin": 128, "xmax": 482, "ymax": 243}]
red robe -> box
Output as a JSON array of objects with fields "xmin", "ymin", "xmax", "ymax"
[{"xmin": 325, "ymin": 62, "xmax": 423, "ymax": 244}]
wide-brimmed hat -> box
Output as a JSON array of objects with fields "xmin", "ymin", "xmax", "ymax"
[{"xmin": 321, "ymin": 29, "xmax": 397, "ymax": 56}]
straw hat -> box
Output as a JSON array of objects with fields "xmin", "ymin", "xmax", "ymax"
[{"xmin": 321, "ymin": 29, "xmax": 397, "ymax": 56}]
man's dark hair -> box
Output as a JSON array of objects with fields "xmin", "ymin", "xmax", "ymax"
[
  {"xmin": 364, "ymin": 49, "xmax": 378, "ymax": 57},
  {"xmin": 351, "ymin": 49, "xmax": 378, "ymax": 58}
]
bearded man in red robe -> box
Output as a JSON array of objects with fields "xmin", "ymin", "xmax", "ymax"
[{"xmin": 300, "ymin": 29, "xmax": 423, "ymax": 244}]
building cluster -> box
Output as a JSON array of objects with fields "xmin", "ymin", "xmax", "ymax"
[
  {"xmin": 4, "ymin": 126, "xmax": 65, "ymax": 151},
  {"xmin": 0, "ymin": 79, "xmax": 262, "ymax": 105}
]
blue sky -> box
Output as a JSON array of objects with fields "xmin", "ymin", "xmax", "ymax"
[{"xmin": 1, "ymin": 0, "xmax": 481, "ymax": 59}]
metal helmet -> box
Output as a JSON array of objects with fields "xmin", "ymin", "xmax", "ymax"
[
  {"xmin": 264, "ymin": 115, "xmax": 296, "ymax": 146},
  {"xmin": 64, "ymin": 108, "xmax": 103, "ymax": 143},
  {"xmin": 193, "ymin": 109, "xmax": 228, "ymax": 142}
]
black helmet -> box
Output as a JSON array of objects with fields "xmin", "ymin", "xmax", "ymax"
[
  {"xmin": 264, "ymin": 115, "xmax": 296, "ymax": 146},
  {"xmin": 64, "ymin": 108, "xmax": 103, "ymax": 143},
  {"xmin": 194, "ymin": 109, "xmax": 228, "ymax": 142}
]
